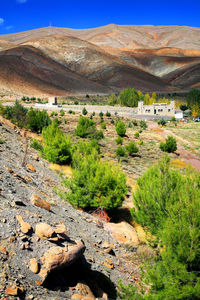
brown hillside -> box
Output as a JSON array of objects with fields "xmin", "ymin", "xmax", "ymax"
[{"xmin": 0, "ymin": 45, "xmax": 111, "ymax": 96}]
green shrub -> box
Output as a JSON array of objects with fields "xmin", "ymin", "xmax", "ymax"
[
  {"xmin": 99, "ymin": 111, "xmax": 104, "ymax": 118},
  {"xmin": 118, "ymin": 88, "xmax": 139, "ymax": 107},
  {"xmin": 111, "ymin": 119, "xmax": 115, "ymax": 124},
  {"xmin": 158, "ymin": 118, "xmax": 166, "ymax": 126},
  {"xmin": 133, "ymin": 120, "xmax": 138, "ymax": 126},
  {"xmin": 126, "ymin": 142, "xmax": 139, "ymax": 156},
  {"xmin": 68, "ymin": 110, "xmax": 73, "ymax": 114},
  {"xmin": 134, "ymin": 132, "xmax": 139, "ymax": 138},
  {"xmin": 137, "ymin": 140, "xmax": 144, "ymax": 145},
  {"xmin": 140, "ymin": 120, "xmax": 147, "ymax": 130},
  {"xmin": 82, "ymin": 107, "xmax": 88, "ymax": 115},
  {"xmin": 106, "ymin": 111, "xmax": 111, "ymax": 117},
  {"xmin": 30, "ymin": 139, "xmax": 43, "ymax": 151},
  {"xmin": 61, "ymin": 147, "xmax": 127, "ymax": 209},
  {"xmin": 101, "ymin": 122, "xmax": 106, "ymax": 130},
  {"xmin": 115, "ymin": 136, "xmax": 123, "ymax": 145},
  {"xmin": 74, "ymin": 100, "xmax": 79, "ymax": 105},
  {"xmin": 116, "ymin": 146, "xmax": 126, "ymax": 157},
  {"xmin": 125, "ymin": 157, "xmax": 200, "ymax": 299},
  {"xmin": 60, "ymin": 109, "xmax": 65, "ymax": 116},
  {"xmin": 50, "ymin": 112, "xmax": 55, "ymax": 117},
  {"xmin": 26, "ymin": 109, "xmax": 51, "ymax": 133},
  {"xmin": 171, "ymin": 116, "xmax": 176, "ymax": 122},
  {"xmin": 128, "ymin": 122, "xmax": 132, "ymax": 128},
  {"xmin": 160, "ymin": 136, "xmax": 177, "ymax": 153},
  {"xmin": 42, "ymin": 120, "xmax": 72, "ymax": 165},
  {"xmin": 116, "ymin": 120, "xmax": 126, "ymax": 137},
  {"xmin": 1, "ymin": 101, "xmax": 28, "ymax": 128},
  {"xmin": 75, "ymin": 116, "xmax": 103, "ymax": 140}
]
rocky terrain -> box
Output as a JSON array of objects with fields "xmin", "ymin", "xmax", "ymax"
[
  {"xmin": 0, "ymin": 117, "xmax": 144, "ymax": 299},
  {"xmin": 1, "ymin": 24, "xmax": 200, "ymax": 96}
]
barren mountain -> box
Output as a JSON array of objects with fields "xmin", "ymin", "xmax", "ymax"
[
  {"xmin": 0, "ymin": 24, "xmax": 200, "ymax": 96},
  {"xmin": 0, "ymin": 45, "xmax": 111, "ymax": 96}
]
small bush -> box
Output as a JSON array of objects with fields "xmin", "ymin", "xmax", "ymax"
[
  {"xmin": 137, "ymin": 140, "xmax": 144, "ymax": 145},
  {"xmin": 158, "ymin": 118, "xmax": 166, "ymax": 126},
  {"xmin": 99, "ymin": 111, "xmax": 104, "ymax": 118},
  {"xmin": 82, "ymin": 107, "xmax": 88, "ymax": 115},
  {"xmin": 116, "ymin": 120, "xmax": 126, "ymax": 137},
  {"xmin": 68, "ymin": 110, "xmax": 73, "ymax": 114},
  {"xmin": 42, "ymin": 120, "xmax": 72, "ymax": 165},
  {"xmin": 160, "ymin": 136, "xmax": 177, "ymax": 153},
  {"xmin": 134, "ymin": 132, "xmax": 139, "ymax": 138},
  {"xmin": 75, "ymin": 116, "xmax": 103, "ymax": 140},
  {"xmin": 116, "ymin": 146, "xmax": 126, "ymax": 157},
  {"xmin": 74, "ymin": 100, "xmax": 79, "ymax": 105},
  {"xmin": 26, "ymin": 109, "xmax": 51, "ymax": 133},
  {"xmin": 128, "ymin": 122, "xmax": 132, "ymax": 128},
  {"xmin": 133, "ymin": 120, "xmax": 138, "ymax": 126},
  {"xmin": 126, "ymin": 142, "xmax": 139, "ymax": 156},
  {"xmin": 115, "ymin": 136, "xmax": 123, "ymax": 145},
  {"xmin": 140, "ymin": 120, "xmax": 147, "ymax": 130},
  {"xmin": 61, "ymin": 147, "xmax": 127, "ymax": 209},
  {"xmin": 101, "ymin": 122, "xmax": 106, "ymax": 130},
  {"xmin": 111, "ymin": 119, "xmax": 115, "ymax": 124},
  {"xmin": 60, "ymin": 109, "xmax": 65, "ymax": 116},
  {"xmin": 50, "ymin": 112, "xmax": 55, "ymax": 117},
  {"xmin": 106, "ymin": 111, "xmax": 111, "ymax": 117}
]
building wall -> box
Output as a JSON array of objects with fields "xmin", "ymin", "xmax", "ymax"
[{"xmin": 138, "ymin": 101, "xmax": 175, "ymax": 116}]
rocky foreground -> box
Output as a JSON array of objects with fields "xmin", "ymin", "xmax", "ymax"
[{"xmin": 0, "ymin": 118, "xmax": 143, "ymax": 299}]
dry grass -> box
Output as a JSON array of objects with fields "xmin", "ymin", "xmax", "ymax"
[{"xmin": 49, "ymin": 164, "xmax": 72, "ymax": 177}]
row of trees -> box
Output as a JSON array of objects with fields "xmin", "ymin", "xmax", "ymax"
[
  {"xmin": 108, "ymin": 89, "xmax": 172, "ymax": 108},
  {"xmin": 0, "ymin": 101, "xmax": 51, "ymax": 132}
]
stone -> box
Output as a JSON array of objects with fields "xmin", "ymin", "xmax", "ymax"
[
  {"xmin": 35, "ymin": 223, "xmax": 54, "ymax": 239},
  {"xmin": 5, "ymin": 285, "xmax": 23, "ymax": 296},
  {"xmin": 27, "ymin": 164, "xmax": 36, "ymax": 172},
  {"xmin": 103, "ymin": 258, "xmax": 114, "ymax": 269},
  {"xmin": 16, "ymin": 215, "xmax": 32, "ymax": 234},
  {"xmin": 104, "ymin": 221, "xmax": 139, "ymax": 249},
  {"xmin": 71, "ymin": 295, "xmax": 83, "ymax": 300},
  {"xmin": 38, "ymin": 241, "xmax": 85, "ymax": 283},
  {"xmin": 0, "ymin": 246, "xmax": 8, "ymax": 255},
  {"xmin": 30, "ymin": 194, "xmax": 51, "ymax": 211},
  {"xmin": 30, "ymin": 258, "xmax": 39, "ymax": 274}
]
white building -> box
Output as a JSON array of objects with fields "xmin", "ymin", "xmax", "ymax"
[{"xmin": 138, "ymin": 100, "xmax": 175, "ymax": 117}]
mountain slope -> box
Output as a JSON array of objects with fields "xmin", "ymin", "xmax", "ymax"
[
  {"xmin": 0, "ymin": 45, "xmax": 111, "ymax": 96},
  {"xmin": 22, "ymin": 35, "xmax": 171, "ymax": 92}
]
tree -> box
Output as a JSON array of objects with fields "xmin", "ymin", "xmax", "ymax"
[
  {"xmin": 116, "ymin": 120, "xmax": 126, "ymax": 136},
  {"xmin": 122, "ymin": 157, "xmax": 200, "ymax": 299},
  {"xmin": 118, "ymin": 88, "xmax": 139, "ymax": 107},
  {"xmin": 61, "ymin": 146, "xmax": 127, "ymax": 210},
  {"xmin": 160, "ymin": 136, "xmax": 177, "ymax": 153},
  {"xmin": 82, "ymin": 107, "xmax": 88, "ymax": 115},
  {"xmin": 116, "ymin": 146, "xmax": 126, "ymax": 157},
  {"xmin": 75, "ymin": 116, "xmax": 103, "ymax": 140},
  {"xmin": 42, "ymin": 120, "xmax": 72, "ymax": 165},
  {"xmin": 126, "ymin": 142, "xmax": 139, "ymax": 156},
  {"xmin": 140, "ymin": 120, "xmax": 147, "ymax": 130},
  {"xmin": 180, "ymin": 105, "xmax": 188, "ymax": 111},
  {"xmin": 107, "ymin": 94, "xmax": 117, "ymax": 106},
  {"xmin": 115, "ymin": 136, "xmax": 123, "ymax": 145},
  {"xmin": 26, "ymin": 109, "xmax": 51, "ymax": 133},
  {"xmin": 187, "ymin": 89, "xmax": 200, "ymax": 108}
]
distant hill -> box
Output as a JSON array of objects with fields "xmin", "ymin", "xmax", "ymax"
[{"xmin": 0, "ymin": 24, "xmax": 200, "ymax": 96}]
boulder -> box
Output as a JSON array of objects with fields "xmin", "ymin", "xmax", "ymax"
[
  {"xmin": 29, "ymin": 258, "xmax": 39, "ymax": 274},
  {"xmin": 30, "ymin": 194, "xmax": 51, "ymax": 211},
  {"xmin": 104, "ymin": 221, "xmax": 139, "ymax": 249},
  {"xmin": 16, "ymin": 215, "xmax": 32, "ymax": 234},
  {"xmin": 35, "ymin": 223, "xmax": 54, "ymax": 240},
  {"xmin": 38, "ymin": 240, "xmax": 85, "ymax": 283}
]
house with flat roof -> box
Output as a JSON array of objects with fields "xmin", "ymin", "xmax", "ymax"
[{"xmin": 138, "ymin": 100, "xmax": 175, "ymax": 117}]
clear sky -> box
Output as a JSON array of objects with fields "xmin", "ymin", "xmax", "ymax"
[{"xmin": 0, "ymin": 0, "xmax": 199, "ymax": 34}]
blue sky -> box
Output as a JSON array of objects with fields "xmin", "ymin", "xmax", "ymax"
[{"xmin": 0, "ymin": 0, "xmax": 199, "ymax": 34}]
